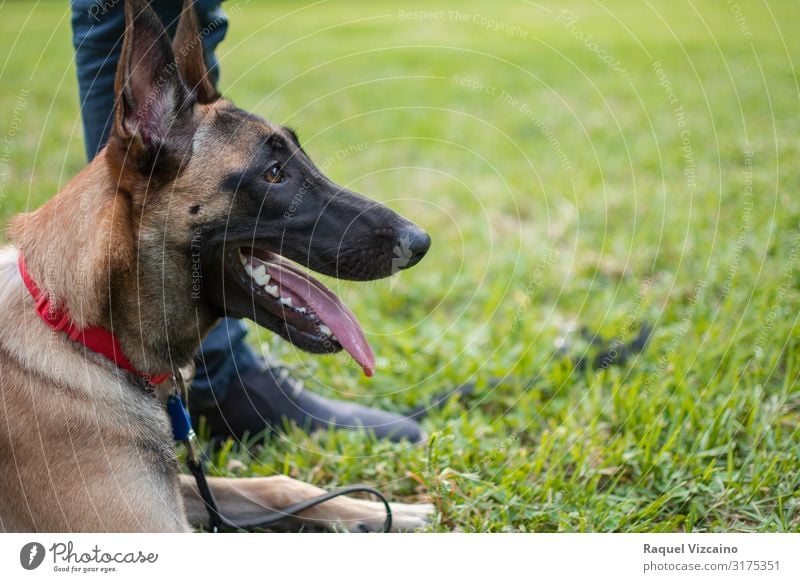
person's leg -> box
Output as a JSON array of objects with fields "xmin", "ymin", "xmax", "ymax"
[
  {"xmin": 72, "ymin": 0, "xmax": 247, "ymax": 408},
  {"xmin": 71, "ymin": 0, "xmax": 125, "ymax": 159},
  {"xmin": 73, "ymin": 0, "xmax": 245, "ymax": 395},
  {"xmin": 190, "ymin": 317, "xmax": 253, "ymax": 410},
  {"xmin": 72, "ymin": 0, "xmax": 423, "ymax": 443}
]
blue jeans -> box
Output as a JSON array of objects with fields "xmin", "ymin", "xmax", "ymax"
[{"xmin": 71, "ymin": 0, "xmax": 257, "ymax": 409}]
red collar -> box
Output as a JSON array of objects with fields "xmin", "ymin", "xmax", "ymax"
[{"xmin": 18, "ymin": 254, "xmax": 171, "ymax": 386}]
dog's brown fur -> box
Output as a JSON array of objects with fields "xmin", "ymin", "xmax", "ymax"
[{"xmin": 0, "ymin": 0, "xmax": 432, "ymax": 532}]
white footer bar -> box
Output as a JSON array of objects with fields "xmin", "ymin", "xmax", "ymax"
[{"xmin": 1, "ymin": 533, "xmax": 797, "ymax": 581}]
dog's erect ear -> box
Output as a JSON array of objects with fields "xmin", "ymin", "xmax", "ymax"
[
  {"xmin": 173, "ymin": 0, "xmax": 219, "ymax": 104},
  {"xmin": 113, "ymin": 0, "xmax": 194, "ymax": 157}
]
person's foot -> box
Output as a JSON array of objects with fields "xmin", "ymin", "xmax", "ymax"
[{"xmin": 190, "ymin": 362, "xmax": 424, "ymax": 444}]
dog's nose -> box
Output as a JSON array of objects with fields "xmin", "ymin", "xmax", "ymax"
[{"xmin": 396, "ymin": 226, "xmax": 431, "ymax": 270}]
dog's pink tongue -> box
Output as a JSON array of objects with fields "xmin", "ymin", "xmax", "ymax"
[{"xmin": 266, "ymin": 264, "xmax": 376, "ymax": 377}]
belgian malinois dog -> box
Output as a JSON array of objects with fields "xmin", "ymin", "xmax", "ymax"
[{"xmin": 0, "ymin": 0, "xmax": 433, "ymax": 532}]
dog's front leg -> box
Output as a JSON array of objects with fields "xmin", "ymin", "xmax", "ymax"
[{"xmin": 179, "ymin": 474, "xmax": 433, "ymax": 532}]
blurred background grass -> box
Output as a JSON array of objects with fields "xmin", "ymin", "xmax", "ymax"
[{"xmin": 1, "ymin": 0, "xmax": 799, "ymax": 531}]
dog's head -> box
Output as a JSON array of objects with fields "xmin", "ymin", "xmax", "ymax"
[{"xmin": 108, "ymin": 0, "xmax": 429, "ymax": 375}]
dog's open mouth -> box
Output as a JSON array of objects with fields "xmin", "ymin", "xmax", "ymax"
[{"xmin": 228, "ymin": 247, "xmax": 376, "ymax": 377}]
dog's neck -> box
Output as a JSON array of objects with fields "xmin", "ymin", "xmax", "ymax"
[
  {"xmin": 9, "ymin": 149, "xmax": 216, "ymax": 375},
  {"xmin": 9, "ymin": 150, "xmax": 134, "ymax": 329}
]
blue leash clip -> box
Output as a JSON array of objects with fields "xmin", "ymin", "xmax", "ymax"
[{"xmin": 167, "ymin": 393, "xmax": 194, "ymax": 442}]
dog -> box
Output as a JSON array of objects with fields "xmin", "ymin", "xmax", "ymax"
[{"xmin": 0, "ymin": 0, "xmax": 434, "ymax": 532}]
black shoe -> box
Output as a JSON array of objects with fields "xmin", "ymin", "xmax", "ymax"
[{"xmin": 190, "ymin": 363, "xmax": 424, "ymax": 444}]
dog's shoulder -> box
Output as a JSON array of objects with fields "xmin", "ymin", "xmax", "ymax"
[{"xmin": 0, "ymin": 245, "xmax": 173, "ymax": 443}]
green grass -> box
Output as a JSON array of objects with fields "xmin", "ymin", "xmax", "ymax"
[{"xmin": 2, "ymin": 0, "xmax": 800, "ymax": 531}]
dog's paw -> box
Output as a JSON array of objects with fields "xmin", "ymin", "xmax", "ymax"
[
  {"xmin": 387, "ymin": 502, "xmax": 435, "ymax": 532},
  {"xmin": 347, "ymin": 501, "xmax": 435, "ymax": 533}
]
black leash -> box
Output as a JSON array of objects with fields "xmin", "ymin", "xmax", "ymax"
[
  {"xmin": 166, "ymin": 379, "xmax": 392, "ymax": 533},
  {"xmin": 186, "ymin": 455, "xmax": 392, "ymax": 532}
]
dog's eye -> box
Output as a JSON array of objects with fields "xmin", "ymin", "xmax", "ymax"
[{"xmin": 265, "ymin": 164, "xmax": 285, "ymax": 184}]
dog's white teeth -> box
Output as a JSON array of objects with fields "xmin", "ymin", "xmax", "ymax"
[
  {"xmin": 319, "ymin": 324, "xmax": 332, "ymax": 337},
  {"xmin": 253, "ymin": 265, "xmax": 269, "ymax": 286},
  {"xmin": 280, "ymin": 296, "xmax": 293, "ymax": 307},
  {"xmin": 297, "ymin": 307, "xmax": 307, "ymax": 314},
  {"xmin": 239, "ymin": 251, "xmax": 247, "ymax": 266},
  {"xmin": 265, "ymin": 285, "xmax": 279, "ymax": 298},
  {"xmin": 244, "ymin": 263, "xmax": 254, "ymax": 276}
]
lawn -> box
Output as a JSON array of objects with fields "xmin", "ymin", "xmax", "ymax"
[{"xmin": 1, "ymin": 0, "xmax": 799, "ymax": 532}]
